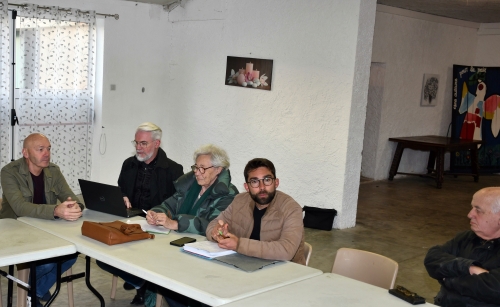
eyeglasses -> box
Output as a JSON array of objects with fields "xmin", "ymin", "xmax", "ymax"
[
  {"xmin": 247, "ymin": 177, "xmax": 275, "ymax": 188},
  {"xmin": 131, "ymin": 140, "xmax": 153, "ymax": 148},
  {"xmin": 191, "ymin": 165, "xmax": 215, "ymax": 174}
]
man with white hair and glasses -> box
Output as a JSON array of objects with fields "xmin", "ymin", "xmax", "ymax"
[
  {"xmin": 97, "ymin": 122, "xmax": 183, "ymax": 304},
  {"xmin": 118, "ymin": 122, "xmax": 183, "ymax": 212},
  {"xmin": 425, "ymin": 187, "xmax": 500, "ymax": 307}
]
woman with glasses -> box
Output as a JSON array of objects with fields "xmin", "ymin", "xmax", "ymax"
[
  {"xmin": 97, "ymin": 144, "xmax": 238, "ymax": 306},
  {"xmin": 146, "ymin": 143, "xmax": 238, "ymax": 235},
  {"xmin": 147, "ymin": 144, "xmax": 238, "ymax": 307}
]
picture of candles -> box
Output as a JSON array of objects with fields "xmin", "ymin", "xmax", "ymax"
[{"xmin": 225, "ymin": 56, "xmax": 273, "ymax": 91}]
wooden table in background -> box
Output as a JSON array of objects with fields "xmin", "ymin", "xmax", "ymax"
[{"xmin": 388, "ymin": 135, "xmax": 483, "ymax": 189}]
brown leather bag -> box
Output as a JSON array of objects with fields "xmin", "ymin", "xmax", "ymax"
[{"xmin": 81, "ymin": 221, "xmax": 155, "ymax": 245}]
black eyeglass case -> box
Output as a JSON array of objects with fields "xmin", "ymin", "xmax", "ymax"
[{"xmin": 389, "ymin": 286, "xmax": 426, "ymax": 305}]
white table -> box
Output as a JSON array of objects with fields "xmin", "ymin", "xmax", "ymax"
[
  {"xmin": 219, "ymin": 273, "xmax": 437, "ymax": 306},
  {"xmin": 0, "ymin": 218, "xmax": 77, "ymax": 307},
  {"xmin": 19, "ymin": 209, "xmax": 323, "ymax": 306},
  {"xmin": 0, "ymin": 219, "xmax": 76, "ymax": 267}
]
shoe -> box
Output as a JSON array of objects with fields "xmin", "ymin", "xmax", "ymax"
[
  {"xmin": 27, "ymin": 296, "xmax": 43, "ymax": 307},
  {"xmin": 123, "ymin": 282, "xmax": 135, "ymax": 291},
  {"xmin": 130, "ymin": 294, "xmax": 144, "ymax": 305},
  {"xmin": 40, "ymin": 291, "xmax": 52, "ymax": 301},
  {"xmin": 130, "ymin": 281, "xmax": 148, "ymax": 305}
]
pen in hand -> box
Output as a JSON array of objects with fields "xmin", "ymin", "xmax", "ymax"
[
  {"xmin": 143, "ymin": 209, "xmax": 158, "ymax": 225},
  {"xmin": 142, "ymin": 209, "xmax": 151, "ymax": 221}
]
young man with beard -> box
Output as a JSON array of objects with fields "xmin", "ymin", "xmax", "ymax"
[{"xmin": 206, "ymin": 158, "xmax": 305, "ymax": 265}]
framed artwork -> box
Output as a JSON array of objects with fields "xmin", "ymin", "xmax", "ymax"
[
  {"xmin": 451, "ymin": 65, "xmax": 500, "ymax": 173},
  {"xmin": 421, "ymin": 74, "xmax": 439, "ymax": 106},
  {"xmin": 225, "ymin": 56, "xmax": 273, "ymax": 91}
]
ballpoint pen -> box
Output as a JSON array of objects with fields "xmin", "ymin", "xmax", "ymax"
[{"xmin": 143, "ymin": 209, "xmax": 159, "ymax": 225}]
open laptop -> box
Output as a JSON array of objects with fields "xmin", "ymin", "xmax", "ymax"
[{"xmin": 78, "ymin": 179, "xmax": 143, "ymax": 218}]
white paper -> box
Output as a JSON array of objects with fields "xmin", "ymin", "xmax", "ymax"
[
  {"xmin": 183, "ymin": 241, "xmax": 236, "ymax": 258},
  {"xmin": 131, "ymin": 219, "xmax": 171, "ymax": 234}
]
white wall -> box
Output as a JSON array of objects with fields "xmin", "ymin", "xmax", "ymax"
[
  {"xmin": 14, "ymin": 0, "xmax": 377, "ymax": 229},
  {"xmin": 366, "ymin": 7, "xmax": 479, "ymax": 180},
  {"xmin": 475, "ymin": 24, "xmax": 500, "ymax": 66},
  {"xmin": 160, "ymin": 0, "xmax": 376, "ymax": 228},
  {"xmin": 362, "ymin": 63, "xmax": 385, "ymax": 179}
]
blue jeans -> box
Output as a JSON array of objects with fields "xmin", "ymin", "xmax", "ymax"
[
  {"xmin": 33, "ymin": 255, "xmax": 77, "ymax": 298},
  {"xmin": 96, "ymin": 260, "xmax": 144, "ymax": 288}
]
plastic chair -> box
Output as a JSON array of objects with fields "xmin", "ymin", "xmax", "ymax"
[
  {"xmin": 0, "ymin": 269, "xmax": 30, "ymax": 307},
  {"xmin": 66, "ymin": 268, "xmax": 75, "ymax": 307},
  {"xmin": 17, "ymin": 267, "xmax": 29, "ymax": 307},
  {"xmin": 331, "ymin": 248, "xmax": 398, "ymax": 289},
  {"xmin": 16, "ymin": 267, "xmax": 76, "ymax": 307},
  {"xmin": 110, "ymin": 276, "xmax": 163, "ymax": 307},
  {"xmin": 303, "ymin": 242, "xmax": 312, "ymax": 266}
]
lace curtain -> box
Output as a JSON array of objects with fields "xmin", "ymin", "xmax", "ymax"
[
  {"xmin": 1, "ymin": 4, "xmax": 96, "ymax": 194},
  {"xmin": 0, "ymin": 0, "xmax": 11, "ymax": 194}
]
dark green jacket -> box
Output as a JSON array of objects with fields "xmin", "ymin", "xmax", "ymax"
[
  {"xmin": 0, "ymin": 158, "xmax": 83, "ymax": 219},
  {"xmin": 151, "ymin": 169, "xmax": 238, "ymax": 235}
]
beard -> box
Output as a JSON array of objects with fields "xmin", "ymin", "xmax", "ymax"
[
  {"xmin": 249, "ymin": 189, "xmax": 276, "ymax": 205},
  {"xmin": 136, "ymin": 150, "xmax": 153, "ymax": 162}
]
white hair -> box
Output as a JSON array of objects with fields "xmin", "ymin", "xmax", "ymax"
[
  {"xmin": 193, "ymin": 144, "xmax": 230, "ymax": 169},
  {"xmin": 492, "ymin": 195, "xmax": 500, "ymax": 214},
  {"xmin": 136, "ymin": 122, "xmax": 162, "ymax": 141},
  {"xmin": 475, "ymin": 187, "xmax": 500, "ymax": 214}
]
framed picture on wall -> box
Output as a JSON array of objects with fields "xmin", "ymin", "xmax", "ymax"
[
  {"xmin": 421, "ymin": 73, "xmax": 439, "ymax": 106},
  {"xmin": 225, "ymin": 56, "xmax": 273, "ymax": 91}
]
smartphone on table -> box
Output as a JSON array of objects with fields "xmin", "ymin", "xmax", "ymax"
[{"xmin": 170, "ymin": 237, "xmax": 196, "ymax": 247}]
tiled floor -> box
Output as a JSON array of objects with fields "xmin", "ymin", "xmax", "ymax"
[{"xmin": 1, "ymin": 174, "xmax": 498, "ymax": 306}]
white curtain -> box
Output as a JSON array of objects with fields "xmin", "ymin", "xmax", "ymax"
[
  {"xmin": 0, "ymin": 0, "xmax": 11, "ymax": 194},
  {"xmin": 10, "ymin": 4, "xmax": 96, "ymax": 193}
]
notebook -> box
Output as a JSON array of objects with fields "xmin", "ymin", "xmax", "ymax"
[
  {"xmin": 183, "ymin": 241, "xmax": 236, "ymax": 258},
  {"xmin": 78, "ymin": 179, "xmax": 142, "ymax": 218},
  {"xmin": 182, "ymin": 241, "xmax": 281, "ymax": 272}
]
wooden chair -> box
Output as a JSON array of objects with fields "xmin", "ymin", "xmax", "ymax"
[
  {"xmin": 303, "ymin": 242, "xmax": 312, "ymax": 266},
  {"xmin": 110, "ymin": 276, "xmax": 163, "ymax": 307},
  {"xmin": 331, "ymin": 248, "xmax": 398, "ymax": 289}
]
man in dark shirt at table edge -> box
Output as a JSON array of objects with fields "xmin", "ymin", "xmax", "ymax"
[{"xmin": 424, "ymin": 187, "xmax": 500, "ymax": 307}]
